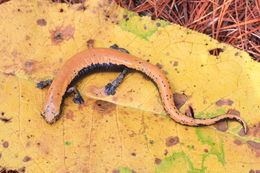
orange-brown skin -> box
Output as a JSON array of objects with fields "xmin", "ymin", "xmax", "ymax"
[{"xmin": 42, "ymin": 48, "xmax": 248, "ymax": 133}]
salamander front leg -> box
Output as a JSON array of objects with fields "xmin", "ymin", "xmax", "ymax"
[
  {"xmin": 105, "ymin": 44, "xmax": 132, "ymax": 95},
  {"xmin": 66, "ymin": 86, "xmax": 84, "ymax": 104},
  {"xmin": 105, "ymin": 68, "xmax": 130, "ymax": 95},
  {"xmin": 109, "ymin": 44, "xmax": 129, "ymax": 54},
  {"xmin": 37, "ymin": 79, "xmax": 52, "ymax": 89}
]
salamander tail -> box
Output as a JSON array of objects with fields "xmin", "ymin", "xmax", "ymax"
[
  {"xmin": 194, "ymin": 114, "xmax": 248, "ymax": 134},
  {"xmin": 169, "ymin": 110, "xmax": 248, "ymax": 134}
]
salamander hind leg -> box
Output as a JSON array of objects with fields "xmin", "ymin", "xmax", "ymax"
[
  {"xmin": 105, "ymin": 68, "xmax": 130, "ymax": 95},
  {"xmin": 37, "ymin": 79, "xmax": 52, "ymax": 89},
  {"xmin": 66, "ymin": 86, "xmax": 84, "ymax": 104}
]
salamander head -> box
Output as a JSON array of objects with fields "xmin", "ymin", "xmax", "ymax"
[{"xmin": 41, "ymin": 104, "xmax": 61, "ymax": 124}]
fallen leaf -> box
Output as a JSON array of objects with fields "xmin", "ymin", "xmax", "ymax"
[{"xmin": 0, "ymin": 0, "xmax": 259, "ymax": 172}]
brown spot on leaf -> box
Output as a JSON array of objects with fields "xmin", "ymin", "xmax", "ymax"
[
  {"xmin": 50, "ymin": 25, "xmax": 75, "ymax": 45},
  {"xmin": 65, "ymin": 110, "xmax": 74, "ymax": 120},
  {"xmin": 0, "ymin": 0, "xmax": 10, "ymax": 4},
  {"xmin": 77, "ymin": 5, "xmax": 87, "ymax": 11},
  {"xmin": 26, "ymin": 142, "xmax": 31, "ymax": 147},
  {"xmin": 247, "ymin": 141, "xmax": 260, "ymax": 157},
  {"xmin": 227, "ymin": 109, "xmax": 240, "ymax": 116},
  {"xmin": 214, "ymin": 121, "xmax": 228, "ymax": 132},
  {"xmin": 3, "ymin": 72, "xmax": 15, "ymax": 76},
  {"xmin": 23, "ymin": 156, "xmax": 31, "ymax": 162},
  {"xmin": 209, "ymin": 48, "xmax": 224, "ymax": 56},
  {"xmin": 112, "ymin": 170, "xmax": 120, "ymax": 173},
  {"xmin": 18, "ymin": 167, "xmax": 26, "ymax": 173},
  {"xmin": 93, "ymin": 100, "xmax": 116, "ymax": 114},
  {"xmin": 0, "ymin": 117, "xmax": 11, "ymax": 123},
  {"xmin": 248, "ymin": 122, "xmax": 260, "ymax": 137},
  {"xmin": 25, "ymin": 35, "xmax": 31, "ymax": 40},
  {"xmin": 173, "ymin": 61, "xmax": 178, "ymax": 66},
  {"xmin": 250, "ymin": 170, "xmax": 260, "ymax": 173},
  {"xmin": 0, "ymin": 167, "xmax": 19, "ymax": 173},
  {"xmin": 166, "ymin": 136, "xmax": 179, "ymax": 147},
  {"xmin": 234, "ymin": 139, "xmax": 243, "ymax": 145},
  {"xmin": 155, "ymin": 158, "xmax": 162, "ymax": 164},
  {"xmin": 249, "ymin": 169, "xmax": 255, "ymax": 173},
  {"xmin": 247, "ymin": 141, "xmax": 260, "ymax": 149},
  {"xmin": 87, "ymin": 39, "xmax": 95, "ymax": 48},
  {"xmin": 131, "ymin": 152, "xmax": 136, "ymax": 156},
  {"xmin": 2, "ymin": 141, "xmax": 9, "ymax": 148},
  {"xmin": 216, "ymin": 99, "xmax": 233, "ymax": 106},
  {"xmin": 173, "ymin": 93, "xmax": 188, "ymax": 109},
  {"xmin": 234, "ymin": 52, "xmax": 239, "ymax": 56},
  {"xmin": 204, "ymin": 149, "xmax": 208, "ymax": 152},
  {"xmin": 156, "ymin": 63, "xmax": 163, "ymax": 69},
  {"xmin": 164, "ymin": 149, "xmax": 168, "ymax": 156},
  {"xmin": 36, "ymin": 19, "xmax": 47, "ymax": 26},
  {"xmin": 163, "ymin": 70, "xmax": 168, "ymax": 75},
  {"xmin": 23, "ymin": 60, "xmax": 38, "ymax": 74},
  {"xmin": 11, "ymin": 50, "xmax": 18, "ymax": 57},
  {"xmin": 123, "ymin": 14, "xmax": 129, "ymax": 21}
]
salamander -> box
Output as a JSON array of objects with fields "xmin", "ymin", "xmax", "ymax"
[{"xmin": 38, "ymin": 45, "xmax": 248, "ymax": 133}]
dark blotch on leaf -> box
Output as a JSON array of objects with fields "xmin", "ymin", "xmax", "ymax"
[
  {"xmin": 155, "ymin": 158, "xmax": 162, "ymax": 164},
  {"xmin": 166, "ymin": 136, "xmax": 179, "ymax": 147},
  {"xmin": 36, "ymin": 19, "xmax": 47, "ymax": 26},
  {"xmin": 0, "ymin": 117, "xmax": 11, "ymax": 123},
  {"xmin": 234, "ymin": 139, "xmax": 243, "ymax": 145},
  {"xmin": 112, "ymin": 169, "xmax": 120, "ymax": 173},
  {"xmin": 93, "ymin": 100, "xmax": 116, "ymax": 114},
  {"xmin": 23, "ymin": 156, "xmax": 31, "ymax": 162},
  {"xmin": 3, "ymin": 141, "xmax": 9, "ymax": 148},
  {"xmin": 156, "ymin": 63, "xmax": 163, "ymax": 69},
  {"xmin": 0, "ymin": 167, "xmax": 19, "ymax": 173},
  {"xmin": 214, "ymin": 121, "xmax": 228, "ymax": 132},
  {"xmin": 54, "ymin": 33, "xmax": 63, "ymax": 40},
  {"xmin": 216, "ymin": 99, "xmax": 233, "ymax": 106},
  {"xmin": 173, "ymin": 93, "xmax": 188, "ymax": 109},
  {"xmin": 209, "ymin": 48, "xmax": 224, "ymax": 56},
  {"xmin": 131, "ymin": 152, "xmax": 136, "ymax": 156},
  {"xmin": 87, "ymin": 39, "xmax": 95, "ymax": 48}
]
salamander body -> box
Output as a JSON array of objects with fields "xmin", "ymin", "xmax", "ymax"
[{"xmin": 41, "ymin": 48, "xmax": 247, "ymax": 133}]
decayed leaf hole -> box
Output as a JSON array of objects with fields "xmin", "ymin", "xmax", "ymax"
[{"xmin": 209, "ymin": 48, "xmax": 224, "ymax": 56}]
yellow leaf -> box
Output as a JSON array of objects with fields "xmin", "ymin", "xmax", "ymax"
[{"xmin": 0, "ymin": 0, "xmax": 259, "ymax": 172}]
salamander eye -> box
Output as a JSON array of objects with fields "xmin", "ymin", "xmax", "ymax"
[{"xmin": 40, "ymin": 111, "xmax": 46, "ymax": 117}]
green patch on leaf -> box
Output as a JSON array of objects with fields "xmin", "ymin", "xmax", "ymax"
[
  {"xmin": 155, "ymin": 152, "xmax": 203, "ymax": 173},
  {"xmin": 64, "ymin": 141, "xmax": 72, "ymax": 146},
  {"xmin": 196, "ymin": 107, "xmax": 226, "ymax": 118},
  {"xmin": 196, "ymin": 128, "xmax": 225, "ymax": 165},
  {"xmin": 119, "ymin": 10, "xmax": 169, "ymax": 40},
  {"xmin": 118, "ymin": 167, "xmax": 134, "ymax": 173}
]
